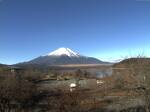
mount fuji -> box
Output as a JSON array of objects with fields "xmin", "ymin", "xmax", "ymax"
[{"xmin": 17, "ymin": 48, "xmax": 109, "ymax": 67}]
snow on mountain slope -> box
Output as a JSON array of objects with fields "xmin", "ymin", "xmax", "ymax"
[{"xmin": 48, "ymin": 47, "xmax": 80, "ymax": 57}]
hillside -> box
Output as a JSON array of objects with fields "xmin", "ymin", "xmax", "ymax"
[
  {"xmin": 0, "ymin": 64, "xmax": 8, "ymax": 67},
  {"xmin": 113, "ymin": 58, "xmax": 150, "ymax": 67},
  {"xmin": 112, "ymin": 58, "xmax": 150, "ymax": 88}
]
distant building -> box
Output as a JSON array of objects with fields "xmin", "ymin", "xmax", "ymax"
[
  {"xmin": 69, "ymin": 83, "xmax": 77, "ymax": 92},
  {"xmin": 96, "ymin": 79, "xmax": 105, "ymax": 85},
  {"xmin": 8, "ymin": 66, "xmax": 24, "ymax": 76}
]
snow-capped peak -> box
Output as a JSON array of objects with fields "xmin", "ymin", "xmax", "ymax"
[{"xmin": 47, "ymin": 47, "xmax": 80, "ymax": 57}]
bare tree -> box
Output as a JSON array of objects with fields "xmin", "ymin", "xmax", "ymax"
[
  {"xmin": 0, "ymin": 75, "xmax": 38, "ymax": 112},
  {"xmin": 46, "ymin": 90, "xmax": 86, "ymax": 112}
]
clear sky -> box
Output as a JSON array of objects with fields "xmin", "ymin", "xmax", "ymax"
[{"xmin": 0, "ymin": 0, "xmax": 150, "ymax": 64}]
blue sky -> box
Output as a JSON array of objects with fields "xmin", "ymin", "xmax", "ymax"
[{"xmin": 0, "ymin": 0, "xmax": 150, "ymax": 64}]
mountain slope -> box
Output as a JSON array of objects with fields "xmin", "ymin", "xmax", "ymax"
[
  {"xmin": 0, "ymin": 64, "xmax": 7, "ymax": 67},
  {"xmin": 113, "ymin": 58, "xmax": 150, "ymax": 67},
  {"xmin": 17, "ymin": 48, "xmax": 109, "ymax": 67},
  {"xmin": 27, "ymin": 55, "xmax": 105, "ymax": 65}
]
